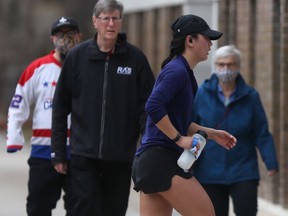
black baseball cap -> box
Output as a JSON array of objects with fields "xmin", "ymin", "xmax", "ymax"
[
  {"xmin": 171, "ymin": 14, "xmax": 223, "ymax": 40},
  {"xmin": 51, "ymin": 16, "xmax": 80, "ymax": 35}
]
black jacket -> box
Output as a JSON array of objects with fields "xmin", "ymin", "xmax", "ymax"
[{"xmin": 51, "ymin": 33, "xmax": 155, "ymax": 163}]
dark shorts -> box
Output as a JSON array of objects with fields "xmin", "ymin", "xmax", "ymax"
[{"xmin": 132, "ymin": 146, "xmax": 193, "ymax": 194}]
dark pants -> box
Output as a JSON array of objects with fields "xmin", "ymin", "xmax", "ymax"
[
  {"xmin": 70, "ymin": 155, "xmax": 132, "ymax": 216},
  {"xmin": 202, "ymin": 180, "xmax": 259, "ymax": 216},
  {"xmin": 27, "ymin": 157, "xmax": 74, "ymax": 216}
]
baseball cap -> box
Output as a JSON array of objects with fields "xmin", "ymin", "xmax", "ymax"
[
  {"xmin": 171, "ymin": 14, "xmax": 223, "ymax": 40},
  {"xmin": 51, "ymin": 16, "xmax": 80, "ymax": 35}
]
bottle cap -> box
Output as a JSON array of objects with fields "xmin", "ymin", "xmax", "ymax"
[{"xmin": 196, "ymin": 130, "xmax": 208, "ymax": 139}]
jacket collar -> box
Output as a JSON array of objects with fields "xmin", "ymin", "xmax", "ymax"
[
  {"xmin": 204, "ymin": 73, "xmax": 253, "ymax": 101},
  {"xmin": 176, "ymin": 55, "xmax": 198, "ymax": 96},
  {"xmin": 88, "ymin": 32, "xmax": 128, "ymax": 60}
]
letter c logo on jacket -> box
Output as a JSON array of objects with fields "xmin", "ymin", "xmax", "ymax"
[{"xmin": 117, "ymin": 66, "xmax": 132, "ymax": 75}]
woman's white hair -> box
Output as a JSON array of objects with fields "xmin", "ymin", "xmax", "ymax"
[{"xmin": 213, "ymin": 45, "xmax": 242, "ymax": 67}]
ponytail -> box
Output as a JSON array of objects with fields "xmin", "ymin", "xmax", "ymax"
[
  {"xmin": 161, "ymin": 53, "xmax": 174, "ymax": 69},
  {"xmin": 161, "ymin": 34, "xmax": 198, "ymax": 69}
]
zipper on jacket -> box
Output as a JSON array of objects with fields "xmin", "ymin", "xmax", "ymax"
[{"xmin": 99, "ymin": 59, "xmax": 109, "ymax": 158}]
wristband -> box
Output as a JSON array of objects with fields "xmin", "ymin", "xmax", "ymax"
[{"xmin": 172, "ymin": 133, "xmax": 181, "ymax": 142}]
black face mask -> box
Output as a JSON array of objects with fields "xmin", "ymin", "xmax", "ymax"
[{"xmin": 53, "ymin": 36, "xmax": 76, "ymax": 59}]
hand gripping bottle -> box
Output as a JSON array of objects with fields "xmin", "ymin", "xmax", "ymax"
[{"xmin": 177, "ymin": 130, "xmax": 208, "ymax": 172}]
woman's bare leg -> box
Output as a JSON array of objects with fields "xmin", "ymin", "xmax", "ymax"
[
  {"xmin": 140, "ymin": 191, "xmax": 173, "ymax": 216},
  {"xmin": 159, "ymin": 176, "xmax": 215, "ymax": 216}
]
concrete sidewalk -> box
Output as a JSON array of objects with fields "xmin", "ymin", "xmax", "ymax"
[{"xmin": 0, "ymin": 132, "xmax": 287, "ymax": 216}]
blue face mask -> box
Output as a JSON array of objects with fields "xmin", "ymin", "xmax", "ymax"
[{"xmin": 214, "ymin": 69, "xmax": 239, "ymax": 83}]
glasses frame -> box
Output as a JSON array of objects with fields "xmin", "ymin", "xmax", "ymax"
[
  {"xmin": 54, "ymin": 30, "xmax": 78, "ymax": 38},
  {"xmin": 96, "ymin": 16, "xmax": 122, "ymax": 24},
  {"xmin": 215, "ymin": 62, "xmax": 238, "ymax": 68}
]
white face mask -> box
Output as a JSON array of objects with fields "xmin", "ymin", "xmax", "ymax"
[{"xmin": 214, "ymin": 69, "xmax": 239, "ymax": 83}]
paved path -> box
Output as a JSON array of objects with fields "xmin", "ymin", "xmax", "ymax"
[{"xmin": 0, "ymin": 131, "xmax": 287, "ymax": 216}]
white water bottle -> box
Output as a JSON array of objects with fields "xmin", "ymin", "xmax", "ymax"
[{"xmin": 177, "ymin": 130, "xmax": 208, "ymax": 172}]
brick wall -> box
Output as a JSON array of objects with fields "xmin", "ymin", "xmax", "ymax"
[
  {"xmin": 279, "ymin": 0, "xmax": 288, "ymax": 208},
  {"xmin": 122, "ymin": 6, "xmax": 181, "ymax": 75}
]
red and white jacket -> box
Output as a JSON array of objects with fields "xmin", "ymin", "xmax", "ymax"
[{"xmin": 7, "ymin": 51, "xmax": 70, "ymax": 159}]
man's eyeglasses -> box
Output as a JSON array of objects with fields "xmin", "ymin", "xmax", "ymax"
[
  {"xmin": 54, "ymin": 30, "xmax": 78, "ymax": 38},
  {"xmin": 97, "ymin": 16, "xmax": 122, "ymax": 24},
  {"xmin": 215, "ymin": 62, "xmax": 237, "ymax": 68}
]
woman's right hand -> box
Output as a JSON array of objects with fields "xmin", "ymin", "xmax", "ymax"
[{"xmin": 176, "ymin": 136, "xmax": 200, "ymax": 153}]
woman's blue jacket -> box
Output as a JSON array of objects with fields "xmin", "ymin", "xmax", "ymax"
[{"xmin": 192, "ymin": 74, "xmax": 278, "ymax": 184}]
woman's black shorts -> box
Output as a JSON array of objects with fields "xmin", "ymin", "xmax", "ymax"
[{"xmin": 132, "ymin": 146, "xmax": 193, "ymax": 194}]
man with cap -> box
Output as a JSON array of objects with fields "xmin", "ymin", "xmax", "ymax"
[
  {"xmin": 131, "ymin": 14, "xmax": 237, "ymax": 215},
  {"xmin": 6, "ymin": 16, "xmax": 81, "ymax": 216},
  {"xmin": 51, "ymin": 16, "xmax": 81, "ymax": 61}
]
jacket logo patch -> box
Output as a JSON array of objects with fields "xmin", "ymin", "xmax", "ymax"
[
  {"xmin": 117, "ymin": 66, "xmax": 132, "ymax": 75},
  {"xmin": 44, "ymin": 98, "xmax": 53, "ymax": 110}
]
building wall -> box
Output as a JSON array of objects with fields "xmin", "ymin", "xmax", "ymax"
[
  {"xmin": 279, "ymin": 0, "xmax": 288, "ymax": 208},
  {"xmin": 122, "ymin": 6, "xmax": 180, "ymax": 75}
]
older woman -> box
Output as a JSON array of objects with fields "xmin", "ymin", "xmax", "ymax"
[{"xmin": 192, "ymin": 45, "xmax": 279, "ymax": 216}]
